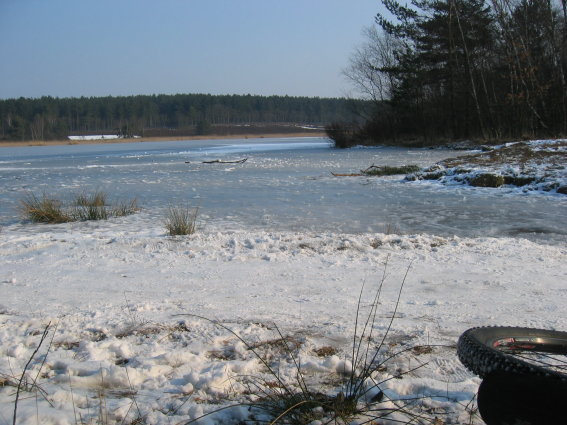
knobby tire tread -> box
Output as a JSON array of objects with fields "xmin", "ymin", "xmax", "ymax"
[{"xmin": 457, "ymin": 326, "xmax": 567, "ymax": 381}]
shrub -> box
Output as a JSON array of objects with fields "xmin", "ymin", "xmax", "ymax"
[
  {"xmin": 469, "ymin": 173, "xmax": 505, "ymax": 187},
  {"xmin": 503, "ymin": 175, "xmax": 536, "ymax": 186},
  {"xmin": 164, "ymin": 206, "xmax": 198, "ymax": 236},
  {"xmin": 421, "ymin": 171, "xmax": 445, "ymax": 180},
  {"xmin": 325, "ymin": 122, "xmax": 361, "ymax": 149}
]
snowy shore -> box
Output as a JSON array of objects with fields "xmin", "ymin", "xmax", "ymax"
[
  {"xmin": 409, "ymin": 139, "xmax": 567, "ymax": 194},
  {"xmin": 1, "ymin": 216, "xmax": 566, "ymax": 424}
]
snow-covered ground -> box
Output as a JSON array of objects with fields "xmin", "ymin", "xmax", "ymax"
[
  {"xmin": 1, "ymin": 138, "xmax": 566, "ymax": 424},
  {"xmin": 1, "ymin": 218, "xmax": 566, "ymax": 424},
  {"xmin": 410, "ymin": 139, "xmax": 567, "ymax": 194}
]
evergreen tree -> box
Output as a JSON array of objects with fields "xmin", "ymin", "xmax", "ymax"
[
  {"xmin": 377, "ymin": 0, "xmax": 495, "ymax": 140},
  {"xmin": 0, "ymin": 94, "xmax": 367, "ymax": 142},
  {"xmin": 339, "ymin": 0, "xmax": 566, "ymax": 146}
]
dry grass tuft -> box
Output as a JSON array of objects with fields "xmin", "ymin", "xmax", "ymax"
[
  {"xmin": 111, "ymin": 198, "xmax": 139, "ymax": 217},
  {"xmin": 19, "ymin": 193, "xmax": 72, "ymax": 223},
  {"xmin": 75, "ymin": 190, "xmax": 107, "ymax": 207},
  {"xmin": 20, "ymin": 191, "xmax": 139, "ymax": 223},
  {"xmin": 183, "ymin": 264, "xmax": 448, "ymax": 424},
  {"xmin": 164, "ymin": 205, "xmax": 198, "ymax": 236}
]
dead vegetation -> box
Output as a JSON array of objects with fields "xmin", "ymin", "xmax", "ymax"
[
  {"xmin": 440, "ymin": 141, "xmax": 567, "ymax": 169},
  {"xmin": 411, "ymin": 141, "xmax": 567, "ymax": 192},
  {"xmin": 332, "ymin": 164, "xmax": 421, "ymax": 177}
]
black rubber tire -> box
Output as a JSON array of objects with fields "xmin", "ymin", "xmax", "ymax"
[
  {"xmin": 476, "ymin": 371, "xmax": 567, "ymax": 425},
  {"xmin": 457, "ymin": 326, "xmax": 567, "ymax": 381}
]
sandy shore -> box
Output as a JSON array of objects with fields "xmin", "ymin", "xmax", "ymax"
[{"xmin": 0, "ymin": 131, "xmax": 327, "ymax": 148}]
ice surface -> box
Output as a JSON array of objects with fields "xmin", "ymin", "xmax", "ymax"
[{"xmin": 1, "ymin": 137, "xmax": 565, "ymax": 243}]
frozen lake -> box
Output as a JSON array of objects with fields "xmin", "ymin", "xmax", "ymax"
[{"xmin": 1, "ymin": 137, "xmax": 566, "ymax": 243}]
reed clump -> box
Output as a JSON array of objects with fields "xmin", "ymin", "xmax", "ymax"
[
  {"xmin": 164, "ymin": 205, "xmax": 198, "ymax": 236},
  {"xmin": 20, "ymin": 191, "xmax": 139, "ymax": 223},
  {"xmin": 19, "ymin": 193, "xmax": 72, "ymax": 223}
]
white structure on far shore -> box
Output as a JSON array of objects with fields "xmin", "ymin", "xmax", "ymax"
[
  {"xmin": 68, "ymin": 135, "xmax": 122, "ymax": 141},
  {"xmin": 68, "ymin": 135, "xmax": 141, "ymax": 141}
]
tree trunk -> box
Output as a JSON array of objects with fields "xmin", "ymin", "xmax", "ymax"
[{"xmin": 452, "ymin": 0, "xmax": 486, "ymax": 139}]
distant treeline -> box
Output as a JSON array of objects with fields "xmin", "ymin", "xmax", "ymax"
[
  {"xmin": 0, "ymin": 93, "xmax": 368, "ymax": 141},
  {"xmin": 329, "ymin": 0, "xmax": 567, "ymax": 148}
]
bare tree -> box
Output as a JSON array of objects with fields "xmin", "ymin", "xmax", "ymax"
[
  {"xmin": 343, "ymin": 26, "xmax": 399, "ymax": 104},
  {"xmin": 451, "ymin": 0, "xmax": 487, "ymax": 138}
]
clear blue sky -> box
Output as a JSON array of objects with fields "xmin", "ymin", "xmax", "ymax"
[{"xmin": 0, "ymin": 0, "xmax": 384, "ymax": 100}]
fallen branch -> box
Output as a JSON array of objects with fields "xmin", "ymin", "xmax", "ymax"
[
  {"xmin": 201, "ymin": 158, "xmax": 248, "ymax": 164},
  {"xmin": 331, "ymin": 172, "xmax": 363, "ymax": 177},
  {"xmin": 361, "ymin": 164, "xmax": 421, "ymax": 176},
  {"xmin": 332, "ymin": 164, "xmax": 421, "ymax": 177}
]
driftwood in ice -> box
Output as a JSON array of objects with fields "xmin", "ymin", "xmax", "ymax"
[
  {"xmin": 331, "ymin": 172, "xmax": 363, "ymax": 177},
  {"xmin": 184, "ymin": 158, "xmax": 248, "ymax": 164},
  {"xmin": 201, "ymin": 158, "xmax": 248, "ymax": 164}
]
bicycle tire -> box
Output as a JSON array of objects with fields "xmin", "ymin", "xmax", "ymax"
[{"xmin": 457, "ymin": 326, "xmax": 567, "ymax": 381}]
